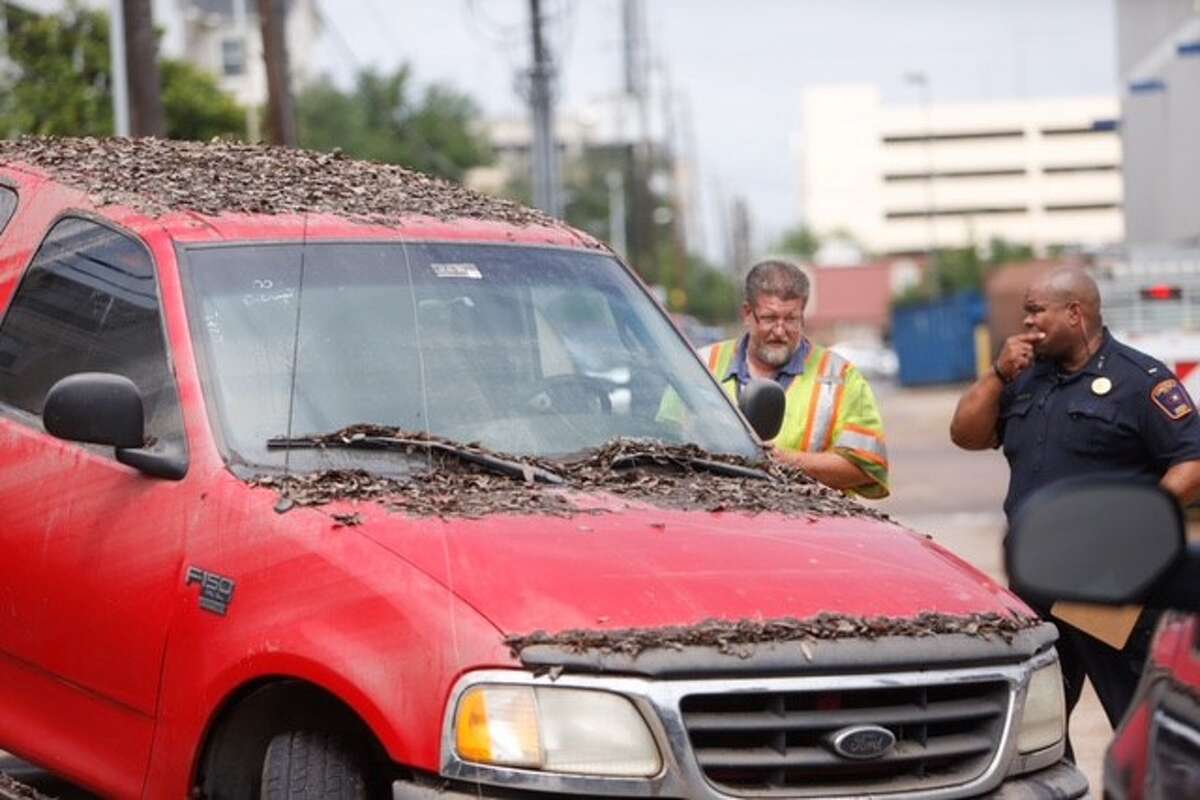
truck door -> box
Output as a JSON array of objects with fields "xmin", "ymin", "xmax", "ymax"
[{"xmin": 0, "ymin": 216, "xmax": 187, "ymax": 796}]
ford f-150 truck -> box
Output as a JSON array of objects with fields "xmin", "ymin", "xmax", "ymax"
[{"xmin": 0, "ymin": 138, "xmax": 1086, "ymax": 799}]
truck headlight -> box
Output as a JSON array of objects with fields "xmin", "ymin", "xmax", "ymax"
[
  {"xmin": 453, "ymin": 685, "xmax": 662, "ymax": 777},
  {"xmin": 1017, "ymin": 659, "xmax": 1065, "ymax": 753}
]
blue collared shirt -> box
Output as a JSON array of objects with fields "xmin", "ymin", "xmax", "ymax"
[
  {"xmin": 998, "ymin": 328, "xmax": 1200, "ymax": 520},
  {"xmin": 722, "ymin": 334, "xmax": 811, "ymax": 393}
]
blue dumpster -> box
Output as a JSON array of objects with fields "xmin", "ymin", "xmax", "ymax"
[{"xmin": 891, "ymin": 291, "xmax": 987, "ymax": 386}]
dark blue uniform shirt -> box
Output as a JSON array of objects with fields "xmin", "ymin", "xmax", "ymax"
[{"xmin": 999, "ymin": 329, "xmax": 1200, "ymax": 520}]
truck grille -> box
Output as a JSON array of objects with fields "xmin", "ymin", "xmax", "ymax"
[{"xmin": 681, "ymin": 681, "xmax": 1009, "ymax": 796}]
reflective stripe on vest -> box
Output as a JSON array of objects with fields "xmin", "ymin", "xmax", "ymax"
[
  {"xmin": 702, "ymin": 339, "xmax": 852, "ymax": 453},
  {"xmin": 798, "ymin": 349, "xmax": 850, "ymax": 451},
  {"xmin": 835, "ymin": 423, "xmax": 887, "ymax": 465}
]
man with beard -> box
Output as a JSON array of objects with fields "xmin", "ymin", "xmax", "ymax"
[
  {"xmin": 699, "ymin": 259, "xmax": 889, "ymax": 498},
  {"xmin": 950, "ymin": 265, "xmax": 1200, "ymax": 754}
]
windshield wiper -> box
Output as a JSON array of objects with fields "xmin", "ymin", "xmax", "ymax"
[
  {"xmin": 608, "ymin": 452, "xmax": 773, "ymax": 481},
  {"xmin": 268, "ymin": 432, "xmax": 564, "ymax": 485}
]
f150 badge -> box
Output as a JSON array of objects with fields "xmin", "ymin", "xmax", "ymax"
[{"xmin": 186, "ymin": 566, "xmax": 236, "ymax": 616}]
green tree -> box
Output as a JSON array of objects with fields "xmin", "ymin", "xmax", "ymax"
[
  {"xmin": 295, "ymin": 68, "xmax": 492, "ymax": 181},
  {"xmin": 0, "ymin": 4, "xmax": 114, "ymax": 136},
  {"xmin": 776, "ymin": 225, "xmax": 821, "ymax": 260},
  {"xmin": 160, "ymin": 60, "xmax": 244, "ymax": 141},
  {"xmin": 0, "ymin": 4, "xmax": 246, "ymax": 141},
  {"xmin": 893, "ymin": 236, "xmax": 1039, "ymax": 308}
]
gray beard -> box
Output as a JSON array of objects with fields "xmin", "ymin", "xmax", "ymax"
[{"xmin": 755, "ymin": 342, "xmax": 793, "ymax": 368}]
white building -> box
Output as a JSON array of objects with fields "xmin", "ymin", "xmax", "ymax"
[
  {"xmin": 797, "ymin": 85, "xmax": 1124, "ymax": 256},
  {"xmin": 1116, "ymin": 0, "xmax": 1200, "ymax": 247},
  {"xmin": 175, "ymin": 0, "xmax": 321, "ymax": 111}
]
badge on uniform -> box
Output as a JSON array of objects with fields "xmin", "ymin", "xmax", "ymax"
[
  {"xmin": 1150, "ymin": 379, "xmax": 1194, "ymax": 420},
  {"xmin": 1091, "ymin": 377, "xmax": 1112, "ymax": 396}
]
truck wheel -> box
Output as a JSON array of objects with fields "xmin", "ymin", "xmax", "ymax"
[{"xmin": 261, "ymin": 730, "xmax": 369, "ymax": 800}]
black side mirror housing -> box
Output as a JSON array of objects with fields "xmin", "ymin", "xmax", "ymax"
[
  {"xmin": 739, "ymin": 378, "xmax": 786, "ymax": 442},
  {"xmin": 44, "ymin": 372, "xmax": 145, "ymax": 448},
  {"xmin": 1007, "ymin": 482, "xmax": 1188, "ymax": 606},
  {"xmin": 43, "ymin": 373, "xmax": 187, "ymax": 481}
]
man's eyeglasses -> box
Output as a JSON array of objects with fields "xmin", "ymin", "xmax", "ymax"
[{"xmin": 752, "ymin": 310, "xmax": 804, "ymax": 331}]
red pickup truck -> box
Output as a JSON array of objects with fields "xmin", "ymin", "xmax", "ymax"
[{"xmin": 0, "ymin": 138, "xmax": 1086, "ymax": 799}]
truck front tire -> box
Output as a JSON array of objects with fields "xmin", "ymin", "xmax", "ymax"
[{"xmin": 261, "ymin": 730, "xmax": 369, "ymax": 800}]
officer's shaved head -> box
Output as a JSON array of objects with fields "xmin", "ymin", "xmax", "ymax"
[{"xmin": 1032, "ymin": 266, "xmax": 1103, "ymax": 329}]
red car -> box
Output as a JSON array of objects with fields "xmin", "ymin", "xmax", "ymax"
[
  {"xmin": 1008, "ymin": 483, "xmax": 1200, "ymax": 800},
  {"xmin": 0, "ymin": 139, "xmax": 1086, "ymax": 799}
]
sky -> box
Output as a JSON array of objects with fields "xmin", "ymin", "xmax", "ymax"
[
  {"xmin": 300, "ymin": 1, "xmax": 1119, "ymax": 264},
  {"xmin": 141, "ymin": 0, "xmax": 1119, "ymax": 264}
]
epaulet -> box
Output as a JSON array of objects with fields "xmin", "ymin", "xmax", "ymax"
[{"xmin": 1111, "ymin": 343, "xmax": 1169, "ymax": 378}]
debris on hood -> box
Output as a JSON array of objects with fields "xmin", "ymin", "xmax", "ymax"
[
  {"xmin": 250, "ymin": 468, "xmax": 577, "ymax": 520},
  {"xmin": 0, "ymin": 773, "xmax": 53, "ymax": 800},
  {"xmin": 251, "ymin": 427, "xmax": 889, "ymax": 520},
  {"xmin": 504, "ymin": 612, "xmax": 1044, "ymax": 659},
  {"xmin": 0, "ymin": 136, "xmax": 576, "ymax": 233}
]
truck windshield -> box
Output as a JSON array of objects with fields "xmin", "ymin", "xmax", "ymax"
[{"xmin": 182, "ymin": 241, "xmax": 757, "ymax": 469}]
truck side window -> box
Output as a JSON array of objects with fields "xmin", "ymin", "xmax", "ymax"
[
  {"xmin": 0, "ymin": 187, "xmax": 16, "ymax": 234},
  {"xmin": 0, "ymin": 217, "xmax": 185, "ymax": 455}
]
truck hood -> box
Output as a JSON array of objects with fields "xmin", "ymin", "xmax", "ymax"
[{"xmin": 352, "ymin": 499, "xmax": 1028, "ymax": 636}]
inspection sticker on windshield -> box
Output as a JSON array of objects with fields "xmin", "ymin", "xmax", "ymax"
[{"xmin": 431, "ymin": 262, "xmax": 483, "ymax": 279}]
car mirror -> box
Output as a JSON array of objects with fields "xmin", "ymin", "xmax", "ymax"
[
  {"xmin": 1007, "ymin": 482, "xmax": 1184, "ymax": 605},
  {"xmin": 44, "ymin": 372, "xmax": 146, "ymax": 449},
  {"xmin": 739, "ymin": 378, "xmax": 785, "ymax": 442}
]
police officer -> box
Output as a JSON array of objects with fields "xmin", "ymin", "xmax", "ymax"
[
  {"xmin": 700, "ymin": 259, "xmax": 889, "ymax": 498},
  {"xmin": 950, "ymin": 266, "xmax": 1200, "ymax": 751}
]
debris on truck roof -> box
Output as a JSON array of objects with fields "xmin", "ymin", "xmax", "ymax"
[
  {"xmin": 250, "ymin": 427, "xmax": 890, "ymax": 520},
  {"xmin": 0, "ymin": 136, "xmax": 567, "ymax": 229},
  {"xmin": 504, "ymin": 612, "xmax": 1043, "ymax": 659}
]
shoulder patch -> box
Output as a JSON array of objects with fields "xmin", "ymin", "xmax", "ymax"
[{"xmin": 1150, "ymin": 379, "xmax": 1194, "ymax": 421}]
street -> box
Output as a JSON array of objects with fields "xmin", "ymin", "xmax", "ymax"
[{"xmin": 874, "ymin": 381, "xmax": 1110, "ymax": 795}]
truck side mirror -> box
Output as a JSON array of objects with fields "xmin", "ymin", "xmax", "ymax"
[
  {"xmin": 43, "ymin": 372, "xmax": 188, "ymax": 481},
  {"xmin": 1007, "ymin": 483, "xmax": 1184, "ymax": 606},
  {"xmin": 44, "ymin": 372, "xmax": 145, "ymax": 448},
  {"xmin": 739, "ymin": 378, "xmax": 785, "ymax": 442}
]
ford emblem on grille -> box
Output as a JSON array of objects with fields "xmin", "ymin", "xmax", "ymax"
[{"xmin": 827, "ymin": 725, "xmax": 896, "ymax": 760}]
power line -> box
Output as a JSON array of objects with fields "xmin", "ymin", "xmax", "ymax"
[
  {"xmin": 361, "ymin": 0, "xmax": 404, "ymax": 53},
  {"xmin": 312, "ymin": 0, "xmax": 364, "ymax": 73},
  {"xmin": 463, "ymin": 0, "xmax": 525, "ymax": 49}
]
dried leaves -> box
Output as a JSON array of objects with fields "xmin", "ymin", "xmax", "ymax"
[
  {"xmin": 250, "ymin": 428, "xmax": 888, "ymax": 521},
  {"xmin": 0, "ymin": 136, "xmax": 581, "ymax": 233},
  {"xmin": 0, "ymin": 774, "xmax": 52, "ymax": 800},
  {"xmin": 504, "ymin": 612, "xmax": 1043, "ymax": 659},
  {"xmin": 250, "ymin": 468, "xmax": 576, "ymax": 519},
  {"xmin": 559, "ymin": 439, "xmax": 889, "ymax": 520}
]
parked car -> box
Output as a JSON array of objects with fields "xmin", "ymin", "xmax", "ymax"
[
  {"xmin": 829, "ymin": 340, "xmax": 900, "ymax": 381},
  {"xmin": 1006, "ymin": 482, "xmax": 1200, "ymax": 799},
  {"xmin": 0, "ymin": 138, "xmax": 1086, "ymax": 799}
]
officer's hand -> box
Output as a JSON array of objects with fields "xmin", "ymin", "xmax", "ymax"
[{"xmin": 995, "ymin": 332, "xmax": 1043, "ymax": 382}]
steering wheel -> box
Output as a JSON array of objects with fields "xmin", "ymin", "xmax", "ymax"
[{"xmin": 525, "ymin": 374, "xmax": 613, "ymax": 415}]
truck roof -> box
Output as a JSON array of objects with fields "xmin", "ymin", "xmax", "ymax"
[{"xmin": 0, "ymin": 136, "xmax": 601, "ymax": 249}]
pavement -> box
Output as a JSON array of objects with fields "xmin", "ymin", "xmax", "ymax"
[{"xmin": 873, "ymin": 380, "xmax": 1110, "ymax": 796}]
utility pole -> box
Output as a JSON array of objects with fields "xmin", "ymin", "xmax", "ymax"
[
  {"xmin": 122, "ymin": 0, "xmax": 165, "ymax": 137},
  {"xmin": 527, "ymin": 0, "xmax": 560, "ymax": 216},
  {"xmin": 259, "ymin": 0, "xmax": 297, "ymax": 146},
  {"xmin": 606, "ymin": 169, "xmax": 627, "ymax": 258},
  {"xmin": 621, "ymin": 0, "xmax": 654, "ymax": 276},
  {"xmin": 108, "ymin": 0, "xmax": 130, "ymax": 136},
  {"xmin": 232, "ymin": 0, "xmax": 260, "ymax": 141}
]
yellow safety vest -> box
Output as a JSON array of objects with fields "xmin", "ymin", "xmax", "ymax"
[{"xmin": 699, "ymin": 337, "xmax": 890, "ymax": 499}]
